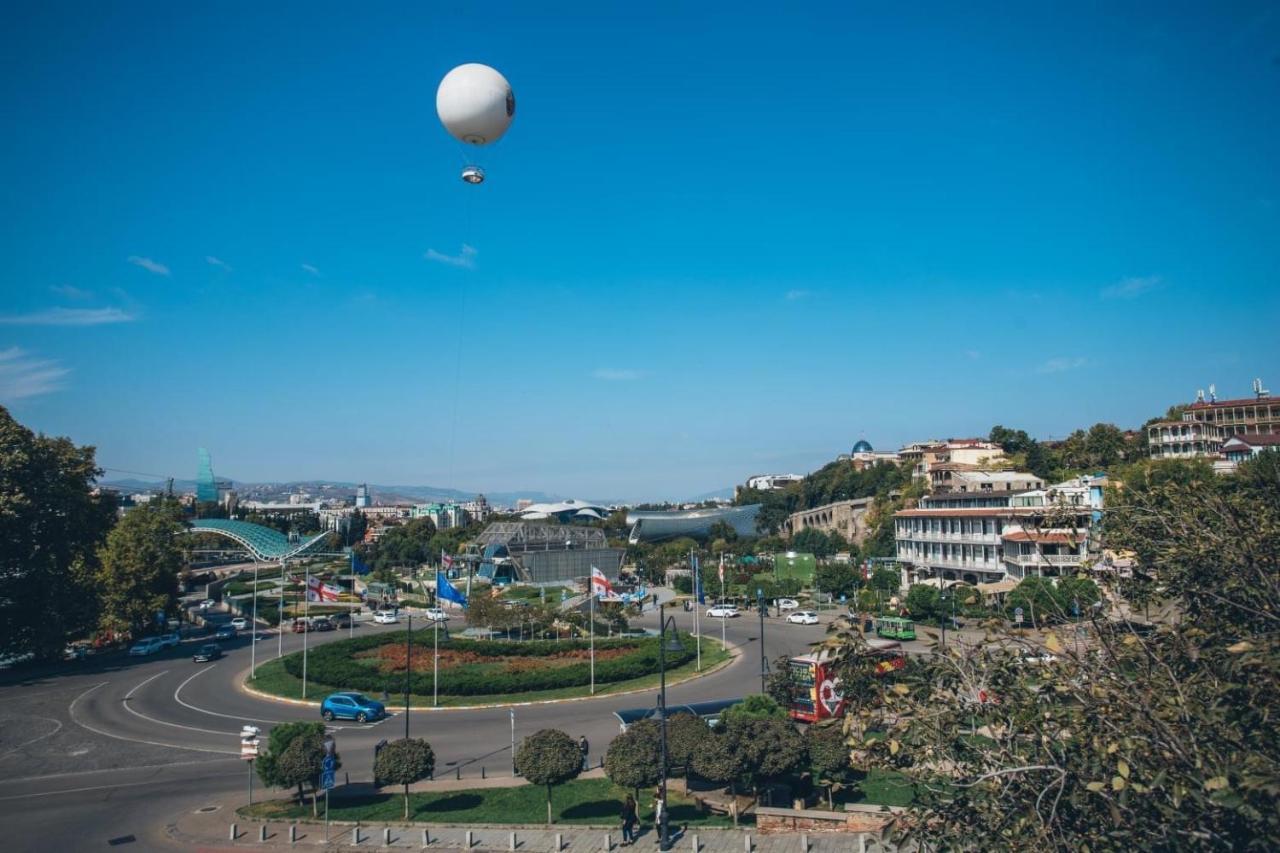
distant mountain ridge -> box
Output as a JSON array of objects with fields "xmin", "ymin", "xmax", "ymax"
[{"xmin": 98, "ymin": 477, "xmax": 573, "ymax": 508}]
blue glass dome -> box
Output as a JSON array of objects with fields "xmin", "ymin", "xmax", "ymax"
[{"xmin": 852, "ymin": 439, "xmax": 874, "ymax": 453}]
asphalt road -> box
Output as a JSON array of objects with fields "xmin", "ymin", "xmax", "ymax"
[{"xmin": 0, "ymin": 598, "xmax": 837, "ymax": 852}]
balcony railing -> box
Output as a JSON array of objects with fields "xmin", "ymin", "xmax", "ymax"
[{"xmin": 1002, "ymin": 553, "xmax": 1083, "ymax": 568}]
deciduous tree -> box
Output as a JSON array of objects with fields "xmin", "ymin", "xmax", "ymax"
[
  {"xmin": 96, "ymin": 499, "xmax": 184, "ymax": 636},
  {"xmin": 514, "ymin": 729, "xmax": 582, "ymax": 825},
  {"xmin": 604, "ymin": 720, "xmax": 661, "ymax": 800},
  {"xmin": 374, "ymin": 738, "xmax": 435, "ymax": 819}
]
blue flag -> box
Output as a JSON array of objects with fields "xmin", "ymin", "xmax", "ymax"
[
  {"xmin": 693, "ymin": 555, "xmax": 705, "ymax": 604},
  {"xmin": 351, "ymin": 552, "xmax": 372, "ymax": 576},
  {"xmin": 437, "ymin": 571, "xmax": 468, "ymax": 608}
]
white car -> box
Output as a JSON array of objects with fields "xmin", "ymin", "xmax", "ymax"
[
  {"xmin": 128, "ymin": 638, "xmax": 163, "ymax": 656},
  {"xmin": 198, "ymin": 599, "xmax": 216, "ymax": 610},
  {"xmin": 787, "ymin": 611, "xmax": 819, "ymax": 625},
  {"xmin": 230, "ymin": 617, "xmax": 249, "ymax": 630},
  {"xmin": 706, "ymin": 605, "xmax": 740, "ymax": 618},
  {"xmin": 423, "ymin": 608, "xmax": 450, "ymax": 622},
  {"xmin": 776, "ymin": 598, "xmax": 800, "ymax": 611},
  {"xmin": 373, "ymin": 610, "xmax": 399, "ymax": 624}
]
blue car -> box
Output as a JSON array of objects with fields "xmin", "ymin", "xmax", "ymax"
[{"xmin": 321, "ymin": 692, "xmax": 386, "ymax": 723}]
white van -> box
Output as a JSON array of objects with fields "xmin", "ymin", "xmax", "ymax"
[{"xmin": 128, "ymin": 637, "xmax": 163, "ymax": 656}]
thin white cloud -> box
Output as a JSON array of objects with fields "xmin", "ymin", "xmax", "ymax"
[
  {"xmin": 206, "ymin": 256, "xmax": 233, "ymax": 272},
  {"xmin": 593, "ymin": 368, "xmax": 645, "ymax": 381},
  {"xmin": 127, "ymin": 256, "xmax": 170, "ymax": 276},
  {"xmin": 0, "ymin": 307, "xmax": 136, "ymax": 326},
  {"xmin": 0, "ymin": 347, "xmax": 70, "ymax": 400},
  {"xmin": 50, "ymin": 284, "xmax": 93, "ymax": 300},
  {"xmin": 1037, "ymin": 357, "xmax": 1088, "ymax": 374},
  {"xmin": 301, "ymin": 263, "xmax": 320, "ymax": 276},
  {"xmin": 784, "ymin": 289, "xmax": 811, "ymax": 301},
  {"xmin": 425, "ymin": 244, "xmax": 477, "ymax": 269},
  {"xmin": 1102, "ymin": 275, "xmax": 1162, "ymax": 300},
  {"xmin": 965, "ymin": 349, "xmax": 981, "ymax": 360}
]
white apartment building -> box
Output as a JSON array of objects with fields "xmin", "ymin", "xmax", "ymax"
[
  {"xmin": 894, "ymin": 491, "xmax": 1092, "ymax": 586},
  {"xmin": 930, "ymin": 466, "xmax": 1044, "ymax": 494},
  {"xmin": 1147, "ymin": 418, "xmax": 1225, "ymax": 459}
]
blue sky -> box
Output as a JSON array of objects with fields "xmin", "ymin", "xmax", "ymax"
[{"xmin": 2, "ymin": 2, "xmax": 1278, "ymax": 500}]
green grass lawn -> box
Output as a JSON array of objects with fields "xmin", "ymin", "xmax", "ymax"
[
  {"xmin": 240, "ymin": 777, "xmax": 736, "ymax": 827},
  {"xmin": 246, "ymin": 636, "xmax": 732, "ymax": 708},
  {"xmin": 500, "ymin": 585, "xmax": 570, "ymax": 603},
  {"xmin": 840, "ymin": 767, "xmax": 919, "ymax": 808}
]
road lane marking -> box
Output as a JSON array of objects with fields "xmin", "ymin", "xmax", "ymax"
[
  {"xmin": 0, "ymin": 770, "xmax": 236, "ymax": 802},
  {"xmin": 0, "ymin": 716, "xmax": 63, "ymax": 760},
  {"xmin": 0, "ymin": 757, "xmax": 238, "ymax": 785},
  {"xmin": 68, "ymin": 681, "xmax": 237, "ymax": 755},
  {"xmin": 173, "ymin": 664, "xmax": 286, "ymax": 725}
]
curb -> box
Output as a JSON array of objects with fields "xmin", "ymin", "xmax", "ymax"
[{"xmin": 239, "ymin": 641, "xmax": 741, "ymax": 712}]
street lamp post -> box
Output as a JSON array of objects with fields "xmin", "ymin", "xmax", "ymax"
[
  {"xmin": 656, "ymin": 604, "xmax": 684, "ymax": 853},
  {"xmin": 250, "ymin": 557, "xmax": 259, "ymax": 679},
  {"xmin": 940, "ymin": 589, "xmax": 948, "ymax": 650},
  {"xmin": 757, "ymin": 587, "xmax": 767, "ymax": 695},
  {"xmin": 405, "ymin": 612, "xmax": 412, "ymax": 739}
]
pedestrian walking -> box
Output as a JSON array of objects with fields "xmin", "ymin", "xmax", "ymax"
[
  {"xmin": 579, "ymin": 735, "xmax": 590, "ymax": 771},
  {"xmin": 620, "ymin": 794, "xmax": 638, "ymax": 845},
  {"xmin": 652, "ymin": 787, "xmax": 667, "ymax": 848}
]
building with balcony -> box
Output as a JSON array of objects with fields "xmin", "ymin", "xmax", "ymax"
[
  {"xmin": 894, "ymin": 491, "xmax": 1092, "ymax": 586},
  {"xmin": 929, "ymin": 466, "xmax": 1044, "ymax": 494},
  {"xmin": 1218, "ymin": 433, "xmax": 1280, "ymax": 469},
  {"xmin": 1147, "ymin": 418, "xmax": 1225, "ymax": 459},
  {"xmin": 1182, "ymin": 380, "xmax": 1278, "ymax": 437},
  {"xmin": 900, "ymin": 439, "xmax": 1007, "ymax": 478}
]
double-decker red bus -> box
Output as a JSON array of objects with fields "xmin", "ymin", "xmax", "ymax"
[{"xmin": 787, "ymin": 640, "xmax": 906, "ymax": 723}]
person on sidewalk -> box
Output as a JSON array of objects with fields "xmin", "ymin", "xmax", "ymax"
[
  {"xmin": 620, "ymin": 794, "xmax": 638, "ymax": 845},
  {"xmin": 652, "ymin": 787, "xmax": 667, "ymax": 848},
  {"xmin": 579, "ymin": 735, "xmax": 590, "ymax": 771}
]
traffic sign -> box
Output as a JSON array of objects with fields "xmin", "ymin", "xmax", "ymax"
[
  {"xmin": 322, "ymin": 755, "xmax": 336, "ymax": 773},
  {"xmin": 1014, "ymin": 607, "xmax": 1024, "ymax": 625},
  {"xmin": 320, "ymin": 770, "xmax": 336, "ymax": 790}
]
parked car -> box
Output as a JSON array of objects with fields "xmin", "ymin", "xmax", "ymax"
[
  {"xmin": 292, "ymin": 619, "xmax": 310, "ymax": 633},
  {"xmin": 230, "ymin": 617, "xmax": 248, "ymax": 630},
  {"xmin": 320, "ymin": 692, "xmax": 386, "ymax": 723},
  {"xmin": 158, "ymin": 631, "xmax": 181, "ymax": 649},
  {"xmin": 213, "ymin": 625, "xmax": 237, "ymax": 641},
  {"xmin": 192, "ymin": 643, "xmax": 222, "ymax": 663},
  {"xmin": 706, "ymin": 605, "xmax": 740, "ymax": 618},
  {"xmin": 373, "ymin": 610, "xmax": 399, "ymax": 624},
  {"xmin": 329, "ymin": 612, "xmax": 352, "ymax": 629},
  {"xmin": 423, "ymin": 608, "xmax": 450, "ymax": 622},
  {"xmin": 787, "ymin": 610, "xmax": 820, "ymax": 625},
  {"xmin": 311, "ymin": 616, "xmax": 334, "ymax": 632},
  {"xmin": 128, "ymin": 637, "xmax": 163, "ymax": 656},
  {"xmin": 63, "ymin": 643, "xmax": 92, "ymax": 661},
  {"xmin": 776, "ymin": 598, "xmax": 800, "ymax": 611},
  {"xmin": 198, "ymin": 599, "xmax": 217, "ymax": 610}
]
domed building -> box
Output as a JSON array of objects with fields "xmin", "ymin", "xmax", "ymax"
[
  {"xmin": 852, "ymin": 439, "xmax": 874, "ymax": 454},
  {"xmin": 850, "ymin": 439, "xmax": 900, "ymax": 471}
]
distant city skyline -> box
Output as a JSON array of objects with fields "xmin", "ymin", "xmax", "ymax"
[{"xmin": 2, "ymin": 4, "xmax": 1278, "ymax": 499}]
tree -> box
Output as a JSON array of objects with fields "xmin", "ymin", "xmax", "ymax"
[
  {"xmin": 727, "ymin": 718, "xmax": 807, "ymax": 797},
  {"xmin": 720, "ymin": 694, "xmax": 788, "ymax": 727},
  {"xmin": 807, "ymin": 724, "xmax": 852, "ymax": 809},
  {"xmin": 604, "ymin": 720, "xmax": 662, "ymax": 800},
  {"xmin": 256, "ymin": 722, "xmax": 333, "ymax": 809},
  {"xmin": 824, "ymin": 452, "xmax": 1280, "ymax": 850},
  {"xmin": 1005, "ymin": 577, "xmax": 1062, "ymax": 627},
  {"xmin": 514, "ymin": 729, "xmax": 583, "ymax": 825},
  {"xmin": 96, "ymin": 499, "xmax": 185, "ymax": 637},
  {"xmin": 374, "ymin": 738, "xmax": 435, "ymax": 819},
  {"xmin": 276, "ymin": 734, "xmax": 326, "ymax": 815},
  {"xmin": 815, "ymin": 562, "xmax": 859, "ymax": 600},
  {"xmin": 904, "ymin": 584, "xmax": 941, "ymax": 622},
  {"xmin": 0, "ymin": 406, "xmax": 116, "ymax": 659},
  {"xmin": 691, "ymin": 730, "xmax": 749, "ymax": 825},
  {"xmin": 665, "ymin": 713, "xmax": 708, "ymax": 785},
  {"xmin": 764, "ymin": 655, "xmax": 801, "ymax": 708},
  {"xmin": 868, "ymin": 566, "xmax": 900, "ymax": 594}
]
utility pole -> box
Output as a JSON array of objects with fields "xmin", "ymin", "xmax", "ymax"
[
  {"xmin": 405, "ymin": 612, "xmax": 412, "ymax": 739},
  {"xmin": 757, "ymin": 587, "xmax": 767, "ymax": 695}
]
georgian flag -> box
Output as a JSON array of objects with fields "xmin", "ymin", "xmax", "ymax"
[
  {"xmin": 442, "ymin": 552, "xmax": 455, "ymax": 570},
  {"xmin": 718, "ymin": 554, "xmax": 725, "ymax": 584},
  {"xmin": 590, "ymin": 567, "xmax": 621, "ymax": 601},
  {"xmin": 306, "ymin": 575, "xmax": 342, "ymax": 602}
]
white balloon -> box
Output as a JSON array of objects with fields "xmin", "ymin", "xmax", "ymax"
[{"xmin": 436, "ymin": 63, "xmax": 515, "ymax": 146}]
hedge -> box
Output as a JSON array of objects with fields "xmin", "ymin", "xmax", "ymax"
[{"xmin": 281, "ymin": 633, "xmax": 695, "ymax": 697}]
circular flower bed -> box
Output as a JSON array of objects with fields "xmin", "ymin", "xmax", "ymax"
[{"xmin": 282, "ymin": 631, "xmax": 694, "ymax": 697}]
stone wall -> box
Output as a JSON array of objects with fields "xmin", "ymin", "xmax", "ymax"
[{"xmin": 754, "ymin": 805, "xmax": 896, "ymax": 835}]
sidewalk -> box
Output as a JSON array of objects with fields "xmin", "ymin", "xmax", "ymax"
[{"xmin": 170, "ymin": 805, "xmax": 888, "ymax": 853}]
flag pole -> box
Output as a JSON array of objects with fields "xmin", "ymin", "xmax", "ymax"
[
  {"xmin": 693, "ymin": 549, "xmax": 701, "ymax": 672},
  {"xmin": 349, "ymin": 551, "xmax": 355, "ymax": 639},
  {"xmin": 720, "ymin": 557, "xmax": 727, "ymax": 653},
  {"xmin": 589, "ymin": 580, "xmax": 595, "ymax": 695},
  {"xmin": 302, "ymin": 565, "xmax": 310, "ymax": 699},
  {"xmin": 433, "ymin": 610, "xmax": 439, "ymax": 707}
]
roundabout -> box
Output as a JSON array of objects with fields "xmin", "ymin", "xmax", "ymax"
[{"xmin": 0, "ymin": 595, "xmax": 835, "ymax": 852}]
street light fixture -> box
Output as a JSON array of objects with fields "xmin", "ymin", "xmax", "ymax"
[{"xmin": 656, "ymin": 604, "xmax": 684, "ymax": 853}]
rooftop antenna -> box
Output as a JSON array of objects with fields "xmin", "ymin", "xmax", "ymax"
[
  {"xmin": 1253, "ymin": 377, "xmax": 1270, "ymax": 399},
  {"xmin": 1209, "ymin": 383, "xmax": 1217, "ymax": 403},
  {"xmin": 1196, "ymin": 389, "xmax": 1205, "ymax": 403}
]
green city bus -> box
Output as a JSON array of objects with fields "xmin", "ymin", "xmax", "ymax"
[{"xmin": 875, "ymin": 616, "xmax": 916, "ymax": 641}]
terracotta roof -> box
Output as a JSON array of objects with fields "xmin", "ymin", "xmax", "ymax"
[
  {"xmin": 1224, "ymin": 433, "xmax": 1280, "ymax": 447},
  {"xmin": 1188, "ymin": 397, "xmax": 1278, "ymax": 410}
]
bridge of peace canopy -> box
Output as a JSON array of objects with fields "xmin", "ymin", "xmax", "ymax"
[{"xmin": 186, "ymin": 518, "xmax": 331, "ymax": 562}]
